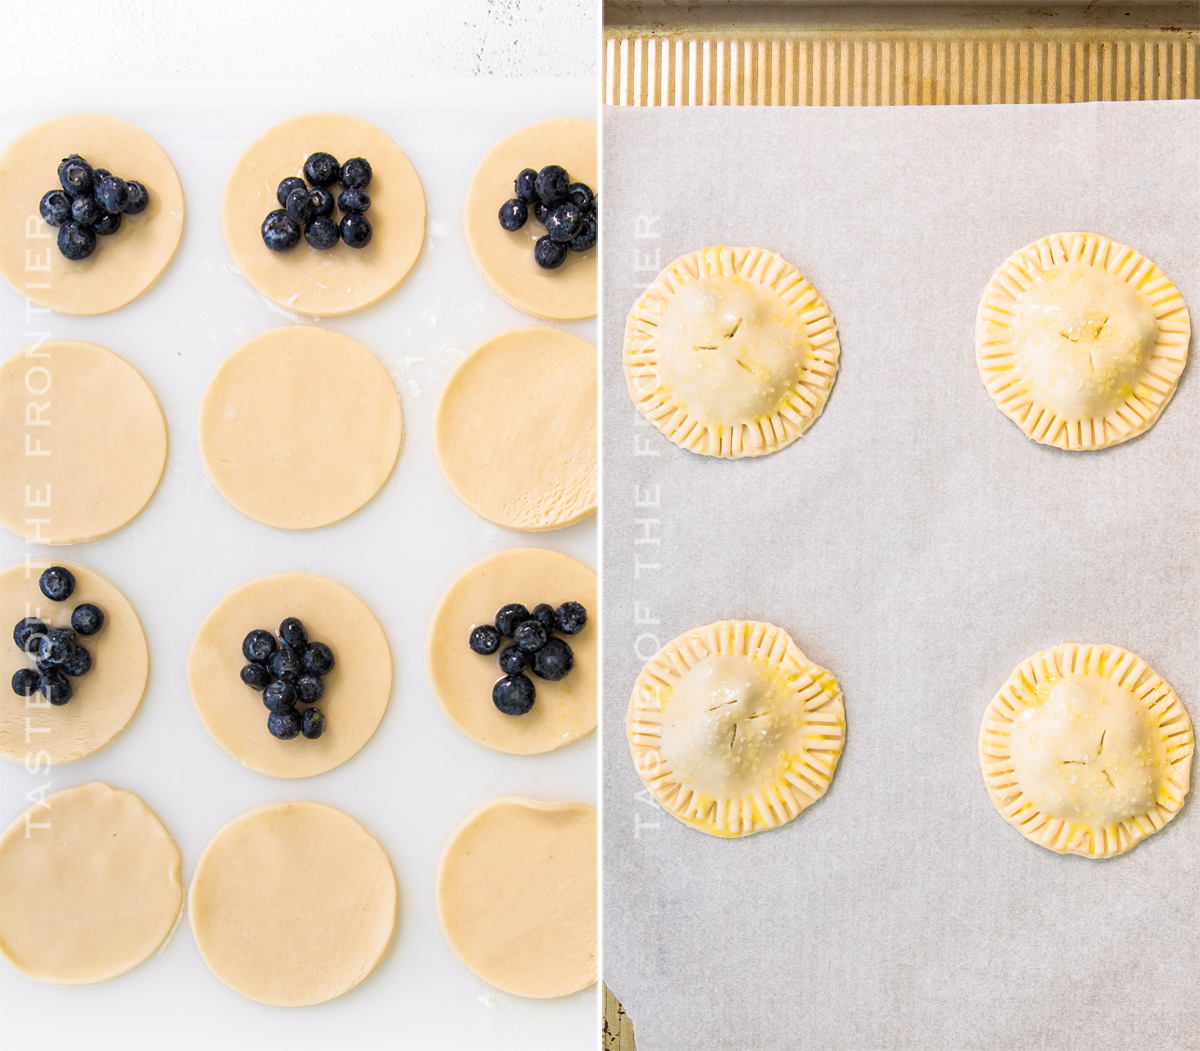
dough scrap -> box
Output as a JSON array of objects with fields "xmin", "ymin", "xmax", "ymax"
[
  {"xmin": 189, "ymin": 801, "xmax": 396, "ymax": 1006},
  {"xmin": 627, "ymin": 620, "xmax": 845, "ymax": 838},
  {"xmin": 0, "ymin": 782, "xmax": 181, "ymax": 985},
  {"xmin": 435, "ymin": 327, "xmax": 596, "ymax": 531},
  {"xmin": 979, "ymin": 642, "xmax": 1193, "ymax": 858},
  {"xmin": 1, "ymin": 340, "xmax": 167, "ymax": 544},
  {"xmin": 437, "ymin": 797, "xmax": 596, "ymax": 998},
  {"xmin": 624, "ymin": 246, "xmax": 841, "ymax": 458},
  {"xmin": 222, "ymin": 112, "xmax": 425, "ymax": 316},
  {"xmin": 0, "ymin": 560, "xmax": 148, "ymax": 765},
  {"xmin": 198, "ymin": 326, "xmax": 401, "ymax": 530},
  {"xmin": 188, "ymin": 572, "xmax": 391, "ymax": 778},
  {"xmin": 0, "ymin": 113, "xmax": 184, "ymax": 315},
  {"xmin": 426, "ymin": 548, "xmax": 596, "ymax": 755},
  {"xmin": 976, "ymin": 232, "xmax": 1190, "ymax": 450},
  {"xmin": 463, "ymin": 117, "xmax": 597, "ymax": 321}
]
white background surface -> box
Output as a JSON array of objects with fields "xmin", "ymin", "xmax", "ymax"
[{"xmin": 0, "ymin": 67, "xmax": 597, "ymax": 1049}]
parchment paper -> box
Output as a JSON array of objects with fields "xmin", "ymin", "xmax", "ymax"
[{"xmin": 602, "ymin": 101, "xmax": 1199, "ymax": 1051}]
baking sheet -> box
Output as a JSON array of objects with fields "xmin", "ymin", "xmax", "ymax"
[
  {"xmin": 0, "ymin": 74, "xmax": 596, "ymax": 1050},
  {"xmin": 602, "ymin": 100, "xmax": 1199, "ymax": 1051}
]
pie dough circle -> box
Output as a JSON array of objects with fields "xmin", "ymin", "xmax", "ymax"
[
  {"xmin": 625, "ymin": 246, "xmax": 841, "ymax": 458},
  {"xmin": 222, "ymin": 112, "xmax": 425, "ymax": 316},
  {"xmin": 426, "ymin": 548, "xmax": 597, "ymax": 754},
  {"xmin": 0, "ymin": 340, "xmax": 167, "ymax": 544},
  {"xmin": 437, "ymin": 796, "xmax": 596, "ymax": 998},
  {"xmin": 187, "ymin": 572, "xmax": 391, "ymax": 778},
  {"xmin": 189, "ymin": 801, "xmax": 396, "ymax": 1006},
  {"xmin": 198, "ymin": 326, "xmax": 402, "ymax": 530},
  {"xmin": 0, "ymin": 113, "xmax": 184, "ymax": 315},
  {"xmin": 980, "ymin": 642, "xmax": 1193, "ymax": 858},
  {"xmin": 0, "ymin": 782, "xmax": 182, "ymax": 985},
  {"xmin": 435, "ymin": 327, "xmax": 596, "ymax": 531},
  {"xmin": 0, "ymin": 560, "xmax": 149, "ymax": 765},
  {"xmin": 976, "ymin": 232, "xmax": 1190, "ymax": 450},
  {"xmin": 463, "ymin": 117, "xmax": 597, "ymax": 321},
  {"xmin": 627, "ymin": 620, "xmax": 846, "ymax": 838}
]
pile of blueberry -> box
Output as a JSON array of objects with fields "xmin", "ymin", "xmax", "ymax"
[
  {"xmin": 10, "ymin": 567, "xmax": 105, "ymax": 706},
  {"xmin": 39, "ymin": 154, "xmax": 150, "ymax": 261},
  {"xmin": 240, "ymin": 618, "xmax": 335, "ymax": 740},
  {"xmin": 261, "ymin": 153, "xmax": 374, "ymax": 253},
  {"xmin": 469, "ymin": 600, "xmax": 587, "ymax": 716},
  {"xmin": 498, "ymin": 165, "xmax": 597, "ymax": 269}
]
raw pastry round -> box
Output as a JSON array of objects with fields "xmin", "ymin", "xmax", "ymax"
[
  {"xmin": 627, "ymin": 620, "xmax": 846, "ymax": 838},
  {"xmin": 980, "ymin": 642, "xmax": 1194, "ymax": 858},
  {"xmin": 188, "ymin": 572, "xmax": 391, "ymax": 778},
  {"xmin": 190, "ymin": 801, "xmax": 396, "ymax": 1006},
  {"xmin": 625, "ymin": 246, "xmax": 841, "ymax": 458},
  {"xmin": 437, "ymin": 797, "xmax": 596, "ymax": 998},
  {"xmin": 0, "ymin": 782, "xmax": 182, "ymax": 985},
  {"xmin": 976, "ymin": 232, "xmax": 1190, "ymax": 450},
  {"xmin": 0, "ymin": 340, "xmax": 167, "ymax": 544},
  {"xmin": 222, "ymin": 112, "xmax": 425, "ymax": 316},
  {"xmin": 0, "ymin": 113, "xmax": 184, "ymax": 315},
  {"xmin": 426, "ymin": 548, "xmax": 596, "ymax": 754},
  {"xmin": 198, "ymin": 326, "xmax": 401, "ymax": 530},
  {"xmin": 435, "ymin": 327, "xmax": 596, "ymax": 531},
  {"xmin": 463, "ymin": 117, "xmax": 597, "ymax": 321},
  {"xmin": 0, "ymin": 560, "xmax": 149, "ymax": 765}
]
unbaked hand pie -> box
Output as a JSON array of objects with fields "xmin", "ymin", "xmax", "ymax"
[
  {"xmin": 976, "ymin": 232, "xmax": 1190, "ymax": 450},
  {"xmin": 624, "ymin": 246, "xmax": 841, "ymax": 458},
  {"xmin": 980, "ymin": 642, "xmax": 1194, "ymax": 858},
  {"xmin": 627, "ymin": 620, "xmax": 845, "ymax": 837}
]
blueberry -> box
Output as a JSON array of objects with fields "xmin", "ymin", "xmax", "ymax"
[
  {"xmin": 340, "ymin": 157, "xmax": 372, "ymax": 189},
  {"xmin": 93, "ymin": 212, "xmax": 122, "ymax": 236},
  {"xmin": 261, "ymin": 209, "xmax": 300, "ymax": 252},
  {"xmin": 285, "ymin": 186, "xmax": 316, "ymax": 225},
  {"xmin": 304, "ymin": 152, "xmax": 341, "ymax": 188},
  {"xmin": 340, "ymin": 212, "xmax": 372, "ymax": 249},
  {"xmin": 38, "ymin": 628, "xmax": 75, "ymax": 666},
  {"xmin": 267, "ymin": 707, "xmax": 302, "ymax": 739},
  {"xmin": 92, "ymin": 168, "xmax": 111, "ymax": 183},
  {"xmin": 534, "ymin": 236, "xmax": 567, "ymax": 270},
  {"xmin": 38, "ymin": 669, "xmax": 72, "ymax": 706},
  {"xmin": 70, "ymin": 195, "xmax": 101, "ymax": 227},
  {"xmin": 494, "ymin": 603, "xmax": 531, "ymax": 637},
  {"xmin": 534, "ymin": 165, "xmax": 569, "ymax": 205},
  {"xmin": 69, "ymin": 603, "xmax": 104, "ymax": 635},
  {"xmin": 58, "ymin": 222, "xmax": 96, "ymax": 260},
  {"xmin": 498, "ymin": 199, "xmax": 527, "ymax": 232},
  {"xmin": 469, "ymin": 624, "xmax": 501, "ymax": 656},
  {"xmin": 263, "ymin": 679, "xmax": 297, "ymax": 712},
  {"xmin": 305, "ymin": 215, "xmax": 340, "ymax": 250},
  {"xmin": 545, "ymin": 202, "xmax": 582, "ymax": 244},
  {"xmin": 513, "ymin": 619, "xmax": 548, "ymax": 653},
  {"xmin": 123, "ymin": 180, "xmax": 150, "ymax": 215},
  {"xmin": 569, "ymin": 214, "xmax": 597, "ymax": 253},
  {"xmin": 94, "ymin": 175, "xmax": 129, "ymax": 215},
  {"xmin": 532, "ymin": 637, "xmax": 574, "ymax": 681},
  {"xmin": 533, "ymin": 201, "xmax": 550, "ymax": 226},
  {"xmin": 241, "ymin": 663, "xmax": 272, "ymax": 691},
  {"xmin": 301, "ymin": 706, "xmax": 326, "ymax": 739},
  {"xmin": 514, "ymin": 168, "xmax": 539, "ymax": 203},
  {"xmin": 13, "ymin": 618, "xmax": 47, "ymax": 653},
  {"xmin": 567, "ymin": 182, "xmax": 594, "ymax": 212},
  {"xmin": 296, "ymin": 674, "xmax": 324, "ymax": 705},
  {"xmin": 11, "ymin": 668, "xmax": 39, "ymax": 697},
  {"xmin": 40, "ymin": 190, "xmax": 71, "ymax": 227},
  {"xmin": 277, "ymin": 176, "xmax": 307, "ymax": 207},
  {"xmin": 303, "ymin": 642, "xmax": 335, "ymax": 676},
  {"xmin": 555, "ymin": 601, "xmax": 588, "ymax": 635},
  {"xmin": 309, "ymin": 186, "xmax": 335, "ymax": 217},
  {"xmin": 498, "ymin": 645, "xmax": 529, "ymax": 675},
  {"xmin": 337, "ymin": 187, "xmax": 370, "ymax": 213},
  {"xmin": 269, "ymin": 647, "xmax": 302, "ymax": 683},
  {"xmin": 58, "ymin": 155, "xmax": 94, "ymax": 197},
  {"xmin": 278, "ymin": 617, "xmax": 308, "ymax": 651},
  {"xmin": 492, "ymin": 673, "xmax": 535, "ymax": 715},
  {"xmin": 62, "ymin": 644, "xmax": 91, "ymax": 677},
  {"xmin": 242, "ymin": 630, "xmax": 276, "ymax": 664}
]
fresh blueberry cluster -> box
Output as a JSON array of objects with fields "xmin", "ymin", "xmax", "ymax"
[
  {"xmin": 469, "ymin": 600, "xmax": 587, "ymax": 715},
  {"xmin": 240, "ymin": 618, "xmax": 335, "ymax": 740},
  {"xmin": 261, "ymin": 153, "xmax": 374, "ymax": 253},
  {"xmin": 38, "ymin": 154, "xmax": 150, "ymax": 261},
  {"xmin": 498, "ymin": 165, "xmax": 597, "ymax": 269},
  {"xmin": 10, "ymin": 567, "xmax": 105, "ymax": 706}
]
